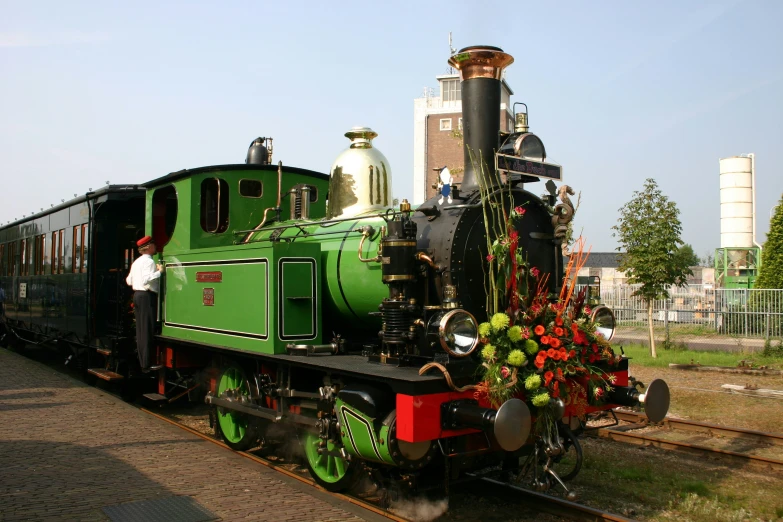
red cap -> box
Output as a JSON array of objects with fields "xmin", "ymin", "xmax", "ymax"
[{"xmin": 136, "ymin": 236, "xmax": 154, "ymax": 248}]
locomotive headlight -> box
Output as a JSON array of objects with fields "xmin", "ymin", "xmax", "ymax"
[
  {"xmin": 429, "ymin": 309, "xmax": 479, "ymax": 357},
  {"xmin": 590, "ymin": 305, "xmax": 616, "ymax": 341}
]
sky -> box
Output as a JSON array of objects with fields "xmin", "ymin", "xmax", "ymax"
[{"xmin": 2, "ymin": 1, "xmax": 782, "ymax": 260}]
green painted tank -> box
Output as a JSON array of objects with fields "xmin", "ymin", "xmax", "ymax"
[{"xmin": 248, "ymin": 211, "xmax": 389, "ymax": 335}]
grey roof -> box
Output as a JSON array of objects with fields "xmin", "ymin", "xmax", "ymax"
[{"xmin": 577, "ymin": 252, "xmax": 623, "ymax": 269}]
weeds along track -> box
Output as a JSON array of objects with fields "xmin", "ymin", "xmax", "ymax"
[{"xmin": 593, "ymin": 410, "xmax": 783, "ymax": 472}]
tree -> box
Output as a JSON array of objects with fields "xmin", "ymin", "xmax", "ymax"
[
  {"xmin": 702, "ymin": 251, "xmax": 715, "ymax": 268},
  {"xmin": 612, "ymin": 179, "xmax": 692, "ymax": 357},
  {"xmin": 756, "ymin": 196, "xmax": 783, "ymax": 289},
  {"xmin": 674, "ymin": 244, "xmax": 700, "ymax": 268}
]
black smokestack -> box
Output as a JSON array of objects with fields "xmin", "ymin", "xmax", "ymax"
[{"xmin": 448, "ymin": 46, "xmax": 514, "ymax": 193}]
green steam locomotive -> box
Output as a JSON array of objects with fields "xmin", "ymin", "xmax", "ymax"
[{"xmin": 0, "ymin": 45, "xmax": 669, "ymax": 500}]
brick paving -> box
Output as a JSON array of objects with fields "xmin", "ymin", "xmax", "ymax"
[{"xmin": 0, "ymin": 349, "xmax": 379, "ymax": 522}]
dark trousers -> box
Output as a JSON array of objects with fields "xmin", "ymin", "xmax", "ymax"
[{"xmin": 133, "ymin": 291, "xmax": 157, "ymax": 369}]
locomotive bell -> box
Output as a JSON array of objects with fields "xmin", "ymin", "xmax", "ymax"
[{"xmin": 328, "ymin": 127, "xmax": 393, "ymax": 219}]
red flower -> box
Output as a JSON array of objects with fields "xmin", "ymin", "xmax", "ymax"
[
  {"xmin": 535, "ymin": 356, "xmax": 546, "ymax": 369},
  {"xmin": 552, "ymin": 381, "xmax": 560, "ymax": 398},
  {"xmin": 550, "ymin": 338, "xmax": 561, "ymax": 348},
  {"xmin": 540, "ymin": 335, "xmax": 550, "ymax": 346},
  {"xmin": 514, "ymin": 205, "xmax": 526, "ymax": 215},
  {"xmin": 592, "ymin": 345, "xmax": 599, "ymax": 353},
  {"xmin": 584, "ymin": 306, "xmax": 592, "ymax": 316},
  {"xmin": 555, "ymin": 316, "xmax": 563, "ymax": 326},
  {"xmin": 501, "ymin": 366, "xmax": 510, "ymax": 379},
  {"xmin": 530, "ymin": 266, "xmax": 540, "ymax": 278},
  {"xmin": 589, "ymin": 353, "xmax": 597, "ymax": 363},
  {"xmin": 486, "ymin": 254, "xmax": 495, "ymax": 262},
  {"xmin": 534, "ymin": 325, "xmax": 545, "ymax": 336},
  {"xmin": 547, "ymin": 348, "xmax": 556, "ymax": 358},
  {"xmin": 544, "ymin": 371, "xmax": 554, "ymax": 386},
  {"xmin": 509, "ymin": 231, "xmax": 519, "ymax": 245},
  {"xmin": 571, "ymin": 322, "xmax": 579, "ymax": 333},
  {"xmin": 554, "ymin": 327, "xmax": 564, "ymax": 337},
  {"xmin": 569, "ymin": 349, "xmax": 577, "ymax": 359}
]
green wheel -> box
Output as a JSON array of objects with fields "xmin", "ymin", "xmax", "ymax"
[
  {"xmin": 301, "ymin": 430, "xmax": 359, "ymax": 492},
  {"xmin": 214, "ymin": 365, "xmax": 259, "ymax": 451}
]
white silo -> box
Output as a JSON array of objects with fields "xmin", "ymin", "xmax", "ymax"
[
  {"xmin": 719, "ymin": 154, "xmax": 755, "ymax": 248},
  {"xmin": 717, "ymin": 153, "xmax": 761, "ymax": 288}
]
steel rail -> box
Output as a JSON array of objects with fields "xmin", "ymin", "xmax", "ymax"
[
  {"xmin": 595, "ymin": 424, "xmax": 783, "ymax": 472},
  {"xmin": 612, "ymin": 410, "xmax": 783, "ymax": 446},
  {"xmin": 476, "ymin": 476, "xmax": 638, "ymax": 522},
  {"xmin": 141, "ymin": 408, "xmax": 410, "ymax": 522}
]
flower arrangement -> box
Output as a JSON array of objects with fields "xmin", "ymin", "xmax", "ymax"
[{"xmin": 474, "ymin": 173, "xmax": 619, "ymax": 435}]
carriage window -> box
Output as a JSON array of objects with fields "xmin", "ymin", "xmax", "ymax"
[
  {"xmin": 81, "ymin": 224, "xmax": 88, "ymax": 273},
  {"xmin": 200, "ymin": 178, "xmax": 229, "ymax": 233},
  {"xmin": 7, "ymin": 242, "xmax": 16, "ymax": 276},
  {"xmin": 239, "ymin": 179, "xmax": 263, "ymax": 198},
  {"xmin": 20, "ymin": 239, "xmax": 28, "ymax": 276},
  {"xmin": 57, "ymin": 230, "xmax": 64, "ymax": 273},
  {"xmin": 72, "ymin": 224, "xmax": 88, "ymax": 273},
  {"xmin": 35, "ymin": 234, "xmax": 46, "ymax": 275},
  {"xmin": 51, "ymin": 233, "xmax": 57, "ymax": 275},
  {"xmin": 152, "ymin": 185, "xmax": 178, "ymax": 249},
  {"xmin": 73, "ymin": 227, "xmax": 80, "ymax": 273},
  {"xmin": 307, "ymin": 185, "xmax": 318, "ymax": 202}
]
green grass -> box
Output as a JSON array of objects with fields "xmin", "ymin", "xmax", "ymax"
[
  {"xmin": 619, "ymin": 344, "xmax": 783, "ymax": 369},
  {"xmin": 618, "ymin": 323, "xmax": 718, "ymax": 336}
]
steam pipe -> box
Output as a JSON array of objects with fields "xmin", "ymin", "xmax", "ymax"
[{"xmin": 242, "ymin": 161, "xmax": 284, "ymax": 243}]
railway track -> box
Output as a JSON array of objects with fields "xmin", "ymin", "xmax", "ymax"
[
  {"xmin": 149, "ymin": 405, "xmax": 635, "ymax": 522},
  {"xmin": 463, "ymin": 476, "xmax": 637, "ymax": 522},
  {"xmin": 593, "ymin": 410, "xmax": 783, "ymax": 472}
]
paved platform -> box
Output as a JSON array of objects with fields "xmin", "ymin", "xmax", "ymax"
[{"xmin": 0, "ymin": 348, "xmax": 383, "ymax": 522}]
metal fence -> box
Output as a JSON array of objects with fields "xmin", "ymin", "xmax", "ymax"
[{"xmin": 599, "ymin": 285, "xmax": 783, "ymax": 347}]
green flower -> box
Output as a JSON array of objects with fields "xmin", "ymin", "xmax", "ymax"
[
  {"xmin": 490, "ymin": 313, "xmax": 510, "ymax": 331},
  {"xmin": 481, "ymin": 344, "xmax": 497, "ymax": 361},
  {"xmin": 531, "ymin": 391, "xmax": 550, "ymax": 408},
  {"xmin": 524, "ymin": 339, "xmax": 539, "ymax": 355},
  {"xmin": 507, "ymin": 349, "xmax": 526, "ymax": 367},
  {"xmin": 507, "ymin": 325, "xmax": 523, "ymax": 342},
  {"xmin": 525, "ymin": 374, "xmax": 542, "ymax": 390},
  {"xmin": 478, "ymin": 322, "xmax": 491, "ymax": 337}
]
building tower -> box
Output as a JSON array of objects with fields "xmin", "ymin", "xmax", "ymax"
[{"xmin": 412, "ymin": 66, "xmax": 515, "ymax": 204}]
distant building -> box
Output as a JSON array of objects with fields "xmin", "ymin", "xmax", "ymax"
[
  {"xmin": 412, "ymin": 73, "xmax": 515, "ymax": 204},
  {"xmin": 575, "ymin": 252, "xmax": 714, "ymax": 287}
]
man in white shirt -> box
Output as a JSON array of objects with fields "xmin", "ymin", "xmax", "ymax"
[{"xmin": 126, "ymin": 236, "xmax": 162, "ymax": 372}]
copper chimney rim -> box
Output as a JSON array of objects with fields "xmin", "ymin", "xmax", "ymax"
[{"xmin": 448, "ymin": 45, "xmax": 514, "ymax": 81}]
